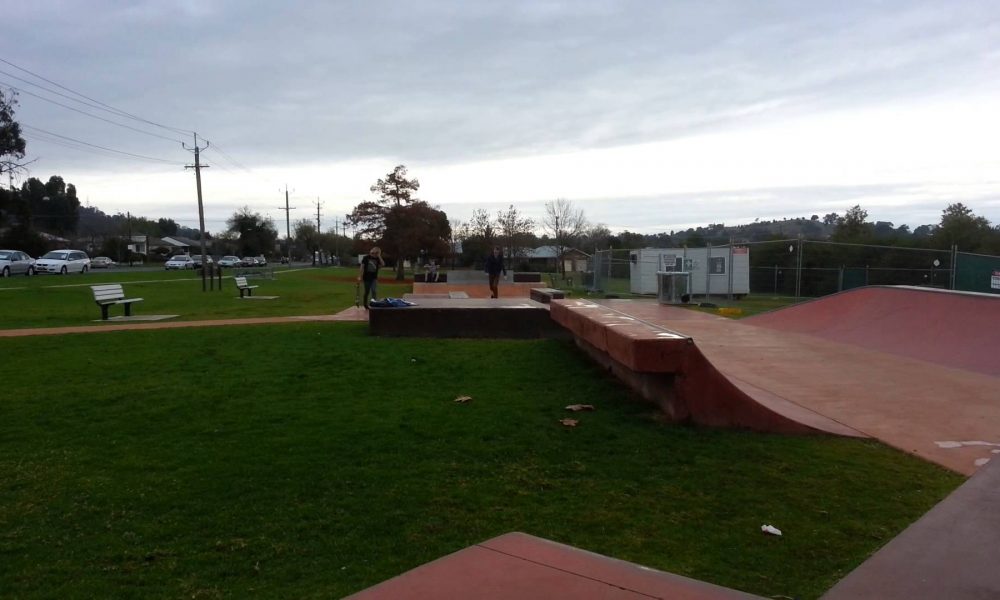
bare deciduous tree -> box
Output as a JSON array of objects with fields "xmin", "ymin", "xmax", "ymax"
[
  {"xmin": 542, "ymin": 198, "xmax": 587, "ymax": 274},
  {"xmin": 496, "ymin": 204, "xmax": 534, "ymax": 261}
]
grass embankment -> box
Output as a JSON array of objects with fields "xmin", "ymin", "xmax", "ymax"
[
  {"xmin": 0, "ymin": 324, "xmax": 961, "ymax": 599},
  {"xmin": 0, "ymin": 267, "xmax": 410, "ymax": 330}
]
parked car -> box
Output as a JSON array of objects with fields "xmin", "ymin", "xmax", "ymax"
[
  {"xmin": 255, "ymin": 255, "xmax": 267, "ymax": 266},
  {"xmin": 90, "ymin": 256, "xmax": 115, "ymax": 269},
  {"xmin": 241, "ymin": 257, "xmax": 259, "ymax": 267},
  {"xmin": 191, "ymin": 255, "xmax": 214, "ymax": 269},
  {"xmin": 35, "ymin": 250, "xmax": 90, "ymax": 274},
  {"xmin": 218, "ymin": 255, "xmax": 241, "ymax": 268},
  {"xmin": 0, "ymin": 249, "xmax": 35, "ymax": 277},
  {"xmin": 165, "ymin": 255, "xmax": 195, "ymax": 270}
]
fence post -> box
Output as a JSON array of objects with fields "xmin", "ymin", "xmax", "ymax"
[
  {"xmin": 950, "ymin": 244, "xmax": 957, "ymax": 290},
  {"xmin": 838, "ymin": 266, "xmax": 844, "ymax": 291},
  {"xmin": 795, "ymin": 235, "xmax": 803, "ymax": 298},
  {"xmin": 705, "ymin": 241, "xmax": 712, "ymax": 300},
  {"xmin": 727, "ymin": 237, "xmax": 734, "ymax": 300},
  {"xmin": 865, "ymin": 265, "xmax": 869, "ymax": 286},
  {"xmin": 774, "ymin": 265, "xmax": 778, "ymax": 294}
]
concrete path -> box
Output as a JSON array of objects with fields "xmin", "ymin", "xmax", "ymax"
[
  {"xmin": 0, "ymin": 306, "xmax": 368, "ymax": 338},
  {"xmin": 822, "ymin": 457, "xmax": 1000, "ymax": 599}
]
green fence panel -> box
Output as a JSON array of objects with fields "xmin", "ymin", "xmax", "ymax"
[
  {"xmin": 955, "ymin": 253, "xmax": 1000, "ymax": 294},
  {"xmin": 842, "ymin": 267, "xmax": 867, "ymax": 290}
]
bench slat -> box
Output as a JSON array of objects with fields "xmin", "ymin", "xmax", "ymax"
[{"xmin": 98, "ymin": 297, "xmax": 143, "ymax": 305}]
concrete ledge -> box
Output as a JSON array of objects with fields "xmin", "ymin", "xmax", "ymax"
[
  {"xmin": 551, "ymin": 300, "xmax": 688, "ymax": 372},
  {"xmin": 369, "ymin": 298, "xmax": 567, "ymax": 339},
  {"xmin": 530, "ymin": 287, "xmax": 565, "ymax": 303},
  {"xmin": 347, "ymin": 532, "xmax": 765, "ymax": 599}
]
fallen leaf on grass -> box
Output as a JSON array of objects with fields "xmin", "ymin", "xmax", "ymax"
[
  {"xmin": 559, "ymin": 418, "xmax": 579, "ymax": 427},
  {"xmin": 565, "ymin": 404, "xmax": 595, "ymax": 412},
  {"xmin": 454, "ymin": 395, "xmax": 472, "ymax": 403}
]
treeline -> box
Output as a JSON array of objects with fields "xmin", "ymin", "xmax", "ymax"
[{"xmin": 0, "ymin": 175, "xmax": 204, "ymax": 257}]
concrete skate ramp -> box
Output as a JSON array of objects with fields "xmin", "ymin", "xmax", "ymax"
[
  {"xmin": 549, "ymin": 300, "xmax": 863, "ymax": 438},
  {"xmin": 745, "ymin": 286, "xmax": 1000, "ymax": 377},
  {"xmin": 583, "ymin": 296, "xmax": 1000, "ymax": 475}
]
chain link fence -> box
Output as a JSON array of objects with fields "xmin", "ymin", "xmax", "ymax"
[
  {"xmin": 591, "ymin": 249, "xmax": 645, "ymax": 295},
  {"xmin": 592, "ymin": 241, "xmax": 998, "ymax": 298}
]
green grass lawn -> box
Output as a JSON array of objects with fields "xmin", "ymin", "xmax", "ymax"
[
  {"xmin": 1, "ymin": 265, "xmax": 804, "ymax": 329},
  {"xmin": 0, "ymin": 267, "xmax": 412, "ymax": 329},
  {"xmin": 0, "ymin": 323, "xmax": 961, "ymax": 599}
]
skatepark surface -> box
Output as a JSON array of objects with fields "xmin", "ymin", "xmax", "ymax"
[{"xmin": 592, "ymin": 286, "xmax": 1000, "ymax": 475}]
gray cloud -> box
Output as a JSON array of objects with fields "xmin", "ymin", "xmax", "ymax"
[{"xmin": 5, "ymin": 0, "xmax": 1000, "ymax": 230}]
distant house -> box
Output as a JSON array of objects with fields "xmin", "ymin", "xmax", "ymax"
[
  {"xmin": 145, "ymin": 236, "xmax": 189, "ymax": 259},
  {"xmin": 526, "ymin": 246, "xmax": 591, "ymax": 273},
  {"xmin": 160, "ymin": 236, "xmax": 196, "ymax": 254},
  {"xmin": 128, "ymin": 235, "xmax": 150, "ymax": 257}
]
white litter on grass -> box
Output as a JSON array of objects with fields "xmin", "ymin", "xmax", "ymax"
[{"xmin": 761, "ymin": 524, "xmax": 782, "ymax": 536}]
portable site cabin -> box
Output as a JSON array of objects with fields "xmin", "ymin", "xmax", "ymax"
[{"xmin": 629, "ymin": 246, "xmax": 750, "ymax": 296}]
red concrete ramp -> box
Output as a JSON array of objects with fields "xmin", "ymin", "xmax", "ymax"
[
  {"xmin": 745, "ymin": 286, "xmax": 1000, "ymax": 377},
  {"xmin": 549, "ymin": 300, "xmax": 861, "ymax": 438},
  {"xmin": 589, "ymin": 298, "xmax": 1000, "ymax": 475}
]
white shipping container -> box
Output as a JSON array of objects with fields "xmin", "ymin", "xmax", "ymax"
[{"xmin": 629, "ymin": 247, "xmax": 749, "ymax": 296}]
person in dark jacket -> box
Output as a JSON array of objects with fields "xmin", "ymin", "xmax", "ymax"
[
  {"xmin": 484, "ymin": 246, "xmax": 506, "ymax": 298},
  {"xmin": 357, "ymin": 246, "xmax": 385, "ymax": 309}
]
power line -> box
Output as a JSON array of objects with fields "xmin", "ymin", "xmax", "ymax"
[
  {"xmin": 21, "ymin": 124, "xmax": 186, "ymax": 165},
  {"xmin": 204, "ymin": 142, "xmax": 281, "ymax": 190},
  {"xmin": 0, "ymin": 80, "xmax": 187, "ymax": 144},
  {"xmin": 0, "ymin": 56, "xmax": 194, "ymax": 135},
  {"xmin": 205, "ymin": 142, "xmax": 254, "ymax": 173}
]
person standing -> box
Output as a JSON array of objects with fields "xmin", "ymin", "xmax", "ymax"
[
  {"xmin": 485, "ymin": 246, "xmax": 506, "ymax": 299},
  {"xmin": 357, "ymin": 246, "xmax": 385, "ymax": 309}
]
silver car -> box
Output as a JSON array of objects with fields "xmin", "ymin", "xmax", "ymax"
[
  {"xmin": 90, "ymin": 256, "xmax": 115, "ymax": 269},
  {"xmin": 165, "ymin": 255, "xmax": 195, "ymax": 270},
  {"xmin": 35, "ymin": 250, "xmax": 90, "ymax": 274},
  {"xmin": 0, "ymin": 249, "xmax": 36, "ymax": 277}
]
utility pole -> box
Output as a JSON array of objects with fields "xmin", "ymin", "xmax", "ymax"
[
  {"xmin": 331, "ymin": 217, "xmax": 339, "ymax": 263},
  {"xmin": 184, "ymin": 133, "xmax": 210, "ymax": 292},
  {"xmin": 277, "ymin": 185, "xmax": 296, "ymax": 265},
  {"xmin": 314, "ymin": 198, "xmax": 323, "ymax": 265},
  {"xmin": 126, "ymin": 211, "xmax": 132, "ymax": 267}
]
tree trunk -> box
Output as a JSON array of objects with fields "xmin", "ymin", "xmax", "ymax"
[{"xmin": 396, "ymin": 257, "xmax": 405, "ymax": 281}]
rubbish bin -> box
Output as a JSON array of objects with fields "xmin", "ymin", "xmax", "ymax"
[{"xmin": 657, "ymin": 271, "xmax": 691, "ymax": 304}]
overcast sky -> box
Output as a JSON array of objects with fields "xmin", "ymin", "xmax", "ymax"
[{"xmin": 4, "ymin": 0, "xmax": 999, "ymax": 235}]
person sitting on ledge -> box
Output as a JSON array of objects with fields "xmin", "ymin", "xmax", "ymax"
[{"xmin": 425, "ymin": 259, "xmax": 439, "ymax": 283}]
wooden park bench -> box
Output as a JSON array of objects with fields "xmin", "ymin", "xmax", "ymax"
[
  {"xmin": 91, "ymin": 284, "xmax": 144, "ymax": 320},
  {"xmin": 234, "ymin": 276, "xmax": 260, "ymax": 298},
  {"xmin": 530, "ymin": 287, "xmax": 565, "ymax": 303}
]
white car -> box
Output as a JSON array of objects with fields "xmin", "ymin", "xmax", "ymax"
[
  {"xmin": 165, "ymin": 255, "xmax": 195, "ymax": 270},
  {"xmin": 218, "ymin": 256, "xmax": 241, "ymax": 268},
  {"xmin": 0, "ymin": 249, "xmax": 36, "ymax": 277},
  {"xmin": 35, "ymin": 250, "xmax": 90, "ymax": 274}
]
